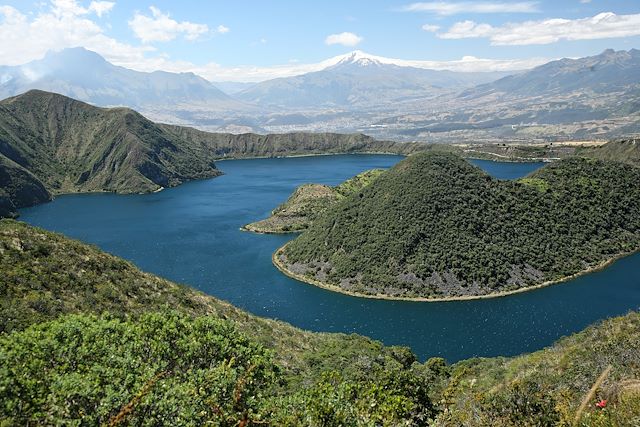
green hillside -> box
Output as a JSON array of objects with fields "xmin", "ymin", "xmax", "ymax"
[
  {"xmin": 440, "ymin": 311, "xmax": 640, "ymax": 426},
  {"xmin": 1, "ymin": 220, "xmax": 640, "ymax": 425},
  {"xmin": 0, "ymin": 90, "xmax": 412, "ymax": 218},
  {"xmin": 0, "ymin": 90, "xmax": 222, "ymax": 209},
  {"xmin": 243, "ymin": 169, "xmax": 383, "ymax": 233},
  {"xmin": 280, "ymin": 153, "xmax": 640, "ymax": 299},
  {"xmin": 0, "ymin": 154, "xmax": 51, "ymax": 218},
  {"xmin": 0, "ymin": 219, "xmax": 435, "ymax": 425}
]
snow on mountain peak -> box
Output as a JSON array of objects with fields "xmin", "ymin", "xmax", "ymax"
[{"xmin": 327, "ymin": 51, "xmax": 397, "ymax": 69}]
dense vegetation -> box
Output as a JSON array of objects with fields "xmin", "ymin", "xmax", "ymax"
[
  {"xmin": 441, "ymin": 311, "xmax": 640, "ymax": 426},
  {"xmin": 0, "ymin": 155, "xmax": 51, "ymax": 218},
  {"xmin": 1, "ymin": 220, "xmax": 640, "ymax": 425},
  {"xmin": 243, "ymin": 169, "xmax": 383, "ymax": 233},
  {"xmin": 281, "ymin": 152, "xmax": 640, "ymax": 298},
  {"xmin": 1, "ymin": 312, "xmax": 278, "ymax": 425}
]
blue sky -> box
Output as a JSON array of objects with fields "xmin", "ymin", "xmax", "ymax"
[{"xmin": 0, "ymin": 0, "xmax": 639, "ymax": 81}]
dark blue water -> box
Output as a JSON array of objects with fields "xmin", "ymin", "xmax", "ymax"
[{"xmin": 19, "ymin": 155, "xmax": 640, "ymax": 362}]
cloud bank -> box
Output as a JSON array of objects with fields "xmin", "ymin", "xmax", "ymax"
[
  {"xmin": 129, "ymin": 6, "xmax": 211, "ymax": 43},
  {"xmin": 438, "ymin": 12, "xmax": 640, "ymax": 45}
]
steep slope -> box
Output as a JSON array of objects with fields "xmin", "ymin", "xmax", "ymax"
[
  {"xmin": 243, "ymin": 169, "xmax": 383, "ymax": 233},
  {"xmin": 279, "ymin": 153, "xmax": 640, "ymax": 299},
  {"xmin": 0, "ymin": 90, "xmax": 222, "ymax": 204},
  {"xmin": 237, "ymin": 51, "xmax": 508, "ymax": 110},
  {"xmin": 0, "ymin": 155, "xmax": 50, "ymax": 218},
  {"xmin": 0, "ymin": 48, "xmax": 236, "ymax": 110}
]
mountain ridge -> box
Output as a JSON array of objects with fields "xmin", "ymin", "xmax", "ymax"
[
  {"xmin": 460, "ymin": 48, "xmax": 640, "ymax": 100},
  {"xmin": 236, "ymin": 52, "xmax": 511, "ymax": 109},
  {"xmin": 0, "ymin": 90, "xmax": 223, "ymax": 208}
]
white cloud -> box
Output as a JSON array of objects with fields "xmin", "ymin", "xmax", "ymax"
[
  {"xmin": 88, "ymin": 1, "xmax": 114, "ymax": 17},
  {"xmin": 325, "ymin": 32, "xmax": 363, "ymax": 47},
  {"xmin": 403, "ymin": 1, "xmax": 539, "ymax": 15},
  {"xmin": 129, "ymin": 6, "xmax": 209, "ymax": 43},
  {"xmin": 422, "ymin": 24, "xmax": 440, "ymax": 32},
  {"xmin": 580, "ymin": 0, "xmax": 592, "ymax": 3},
  {"xmin": 0, "ymin": 1, "xmax": 154, "ymax": 67},
  {"xmin": 439, "ymin": 12, "xmax": 640, "ymax": 45},
  {"xmin": 216, "ymin": 24, "xmax": 230, "ymax": 34}
]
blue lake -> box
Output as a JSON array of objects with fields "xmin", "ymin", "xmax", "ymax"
[{"xmin": 20, "ymin": 154, "xmax": 640, "ymax": 362}]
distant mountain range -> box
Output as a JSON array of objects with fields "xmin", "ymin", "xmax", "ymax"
[
  {"xmin": 384, "ymin": 49, "xmax": 640, "ymax": 141},
  {"xmin": 236, "ymin": 51, "xmax": 511, "ymax": 110},
  {"xmin": 0, "ymin": 48, "xmax": 639, "ymax": 141}
]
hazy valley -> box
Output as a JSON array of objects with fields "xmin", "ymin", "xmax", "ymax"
[{"xmin": 2, "ymin": 48, "xmax": 639, "ymax": 142}]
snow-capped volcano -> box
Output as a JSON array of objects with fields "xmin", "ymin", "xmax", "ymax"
[
  {"xmin": 236, "ymin": 51, "xmax": 514, "ymax": 109},
  {"xmin": 327, "ymin": 51, "xmax": 391, "ymax": 68}
]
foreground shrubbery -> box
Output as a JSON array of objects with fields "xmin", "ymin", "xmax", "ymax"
[
  {"xmin": 0, "ymin": 312, "xmax": 277, "ymax": 425},
  {"xmin": 1, "ymin": 220, "xmax": 640, "ymax": 426},
  {"xmin": 0, "ymin": 311, "xmax": 441, "ymax": 426}
]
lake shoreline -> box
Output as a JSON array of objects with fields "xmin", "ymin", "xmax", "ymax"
[
  {"xmin": 216, "ymin": 150, "xmax": 556, "ymax": 164},
  {"xmin": 18, "ymin": 152, "xmax": 547, "ymax": 217},
  {"xmin": 239, "ymin": 224, "xmax": 302, "ymax": 234},
  {"xmin": 273, "ymin": 242, "xmax": 637, "ymax": 302}
]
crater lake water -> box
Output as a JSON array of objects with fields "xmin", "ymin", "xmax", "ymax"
[{"xmin": 20, "ymin": 155, "xmax": 640, "ymax": 362}]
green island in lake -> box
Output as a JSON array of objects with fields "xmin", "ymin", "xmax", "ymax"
[{"xmin": 274, "ymin": 145, "xmax": 640, "ymax": 300}]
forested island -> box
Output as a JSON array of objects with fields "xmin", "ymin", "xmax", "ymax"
[
  {"xmin": 1, "ymin": 219, "xmax": 639, "ymax": 425},
  {"xmin": 277, "ymin": 151, "xmax": 640, "ymax": 300}
]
